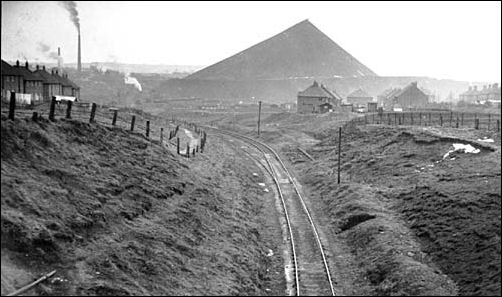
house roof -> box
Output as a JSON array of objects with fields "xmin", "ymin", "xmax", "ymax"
[
  {"xmin": 33, "ymin": 67, "xmax": 61, "ymax": 84},
  {"xmin": 393, "ymin": 82, "xmax": 425, "ymax": 98},
  {"xmin": 347, "ymin": 88, "xmax": 371, "ymax": 98},
  {"xmin": 1, "ymin": 60, "xmax": 26, "ymax": 77},
  {"xmin": 52, "ymin": 72, "xmax": 79, "ymax": 88},
  {"xmin": 320, "ymin": 83, "xmax": 343, "ymax": 100},
  {"xmin": 13, "ymin": 63, "xmax": 43, "ymax": 81},
  {"xmin": 61, "ymin": 74, "xmax": 80, "ymax": 89},
  {"xmin": 298, "ymin": 81, "xmax": 335, "ymax": 98},
  {"xmin": 378, "ymin": 88, "xmax": 401, "ymax": 100}
]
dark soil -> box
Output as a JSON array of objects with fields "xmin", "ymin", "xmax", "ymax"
[{"xmin": 1, "ymin": 115, "xmax": 282, "ymax": 295}]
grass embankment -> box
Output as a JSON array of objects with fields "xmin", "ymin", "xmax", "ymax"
[
  {"xmin": 301, "ymin": 124, "xmax": 500, "ymax": 296},
  {"xmin": 1, "ymin": 116, "xmax": 276, "ymax": 295}
]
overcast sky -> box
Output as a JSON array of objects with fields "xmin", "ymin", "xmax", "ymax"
[{"xmin": 2, "ymin": 1, "xmax": 500, "ymax": 82}]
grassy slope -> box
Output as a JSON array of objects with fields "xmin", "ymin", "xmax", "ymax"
[
  {"xmin": 303, "ymin": 124, "xmax": 500, "ymax": 296},
  {"xmin": 0, "ymin": 116, "xmax": 273, "ymax": 295}
]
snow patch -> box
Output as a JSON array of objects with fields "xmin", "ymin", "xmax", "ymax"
[
  {"xmin": 477, "ymin": 137, "xmax": 494, "ymax": 143},
  {"xmin": 443, "ymin": 143, "xmax": 480, "ymax": 159}
]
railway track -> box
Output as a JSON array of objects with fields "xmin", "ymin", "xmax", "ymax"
[{"xmin": 207, "ymin": 127, "xmax": 335, "ymax": 296}]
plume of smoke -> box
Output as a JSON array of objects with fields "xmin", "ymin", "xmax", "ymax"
[
  {"xmin": 37, "ymin": 42, "xmax": 59, "ymax": 60},
  {"xmin": 124, "ymin": 73, "xmax": 142, "ymax": 92},
  {"xmin": 59, "ymin": 1, "xmax": 80, "ymax": 32}
]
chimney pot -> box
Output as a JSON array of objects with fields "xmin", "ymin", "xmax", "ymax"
[
  {"xmin": 56, "ymin": 70, "xmax": 58, "ymax": 75},
  {"xmin": 36, "ymin": 65, "xmax": 39, "ymax": 70},
  {"xmin": 43, "ymin": 65, "xmax": 46, "ymax": 71},
  {"xmin": 16, "ymin": 60, "xmax": 19, "ymax": 67},
  {"xmin": 25, "ymin": 61, "xmax": 29, "ymax": 69}
]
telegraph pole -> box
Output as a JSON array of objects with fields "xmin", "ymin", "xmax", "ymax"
[{"xmin": 257, "ymin": 101, "xmax": 262, "ymax": 136}]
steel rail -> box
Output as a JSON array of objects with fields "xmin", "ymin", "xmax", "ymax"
[
  {"xmin": 208, "ymin": 126, "xmax": 335, "ymax": 296},
  {"xmin": 214, "ymin": 130, "xmax": 300, "ymax": 296}
]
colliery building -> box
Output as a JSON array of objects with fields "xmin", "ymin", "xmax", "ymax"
[
  {"xmin": 297, "ymin": 81, "xmax": 342, "ymax": 113},
  {"xmin": 1, "ymin": 59, "xmax": 80, "ymax": 103}
]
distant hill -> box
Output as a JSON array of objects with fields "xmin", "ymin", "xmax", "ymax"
[{"xmin": 187, "ymin": 19, "xmax": 376, "ymax": 80}]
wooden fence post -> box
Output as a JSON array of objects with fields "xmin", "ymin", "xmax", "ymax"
[
  {"xmin": 456, "ymin": 116, "xmax": 459, "ymax": 128},
  {"xmin": 337, "ymin": 127, "xmax": 342, "ymax": 184},
  {"xmin": 497, "ymin": 120, "xmax": 500, "ymax": 132},
  {"xmin": 474, "ymin": 114, "xmax": 477, "ymax": 129},
  {"xmin": 8, "ymin": 92, "xmax": 16, "ymax": 120},
  {"xmin": 428, "ymin": 113, "xmax": 431, "ymax": 126},
  {"xmin": 411, "ymin": 113, "xmax": 414, "ymax": 125},
  {"xmin": 177, "ymin": 137, "xmax": 180, "ymax": 154},
  {"xmin": 387, "ymin": 113, "xmax": 391, "ymax": 125},
  {"xmin": 192, "ymin": 148, "xmax": 196, "ymax": 156},
  {"xmin": 89, "ymin": 103, "xmax": 97, "ymax": 123},
  {"xmin": 419, "ymin": 112, "xmax": 421, "ymax": 126},
  {"xmin": 475, "ymin": 118, "xmax": 479, "ymax": 130},
  {"xmin": 440, "ymin": 114, "xmax": 443, "ymax": 127},
  {"xmin": 461, "ymin": 113, "xmax": 464, "ymax": 127},
  {"xmin": 394, "ymin": 113, "xmax": 397, "ymax": 125},
  {"xmin": 48, "ymin": 96, "xmax": 57, "ymax": 121},
  {"xmin": 160, "ymin": 128, "xmax": 164, "ymax": 145},
  {"xmin": 186, "ymin": 143, "xmax": 190, "ymax": 158},
  {"xmin": 196, "ymin": 145, "xmax": 199, "ymax": 152},
  {"xmin": 146, "ymin": 120, "xmax": 150, "ymax": 138},
  {"xmin": 449, "ymin": 112, "xmax": 453, "ymax": 127},
  {"xmin": 32, "ymin": 111, "xmax": 38, "ymax": 122},
  {"xmin": 112, "ymin": 110, "xmax": 118, "ymax": 126},
  {"xmin": 488, "ymin": 114, "xmax": 491, "ymax": 130},
  {"xmin": 130, "ymin": 115, "xmax": 136, "ymax": 131},
  {"xmin": 66, "ymin": 100, "xmax": 72, "ymax": 119}
]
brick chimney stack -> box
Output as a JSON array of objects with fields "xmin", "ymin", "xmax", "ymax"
[{"xmin": 78, "ymin": 33, "xmax": 81, "ymax": 71}]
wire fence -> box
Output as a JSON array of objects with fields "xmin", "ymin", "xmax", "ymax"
[
  {"xmin": 349, "ymin": 110, "xmax": 501, "ymax": 131},
  {"xmin": 1, "ymin": 95, "xmax": 208, "ymax": 158}
]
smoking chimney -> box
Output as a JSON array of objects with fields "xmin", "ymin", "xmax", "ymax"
[{"xmin": 78, "ymin": 32, "xmax": 81, "ymax": 71}]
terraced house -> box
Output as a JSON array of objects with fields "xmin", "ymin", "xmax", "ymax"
[
  {"xmin": 459, "ymin": 83, "xmax": 500, "ymax": 104},
  {"xmin": 1, "ymin": 60, "xmax": 80, "ymax": 103},
  {"xmin": 1, "ymin": 60, "xmax": 24, "ymax": 95},
  {"xmin": 13, "ymin": 61, "xmax": 44, "ymax": 101}
]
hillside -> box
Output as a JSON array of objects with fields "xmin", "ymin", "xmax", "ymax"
[
  {"xmin": 187, "ymin": 19, "xmax": 376, "ymax": 80},
  {"xmin": 0, "ymin": 116, "xmax": 283, "ymax": 295}
]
